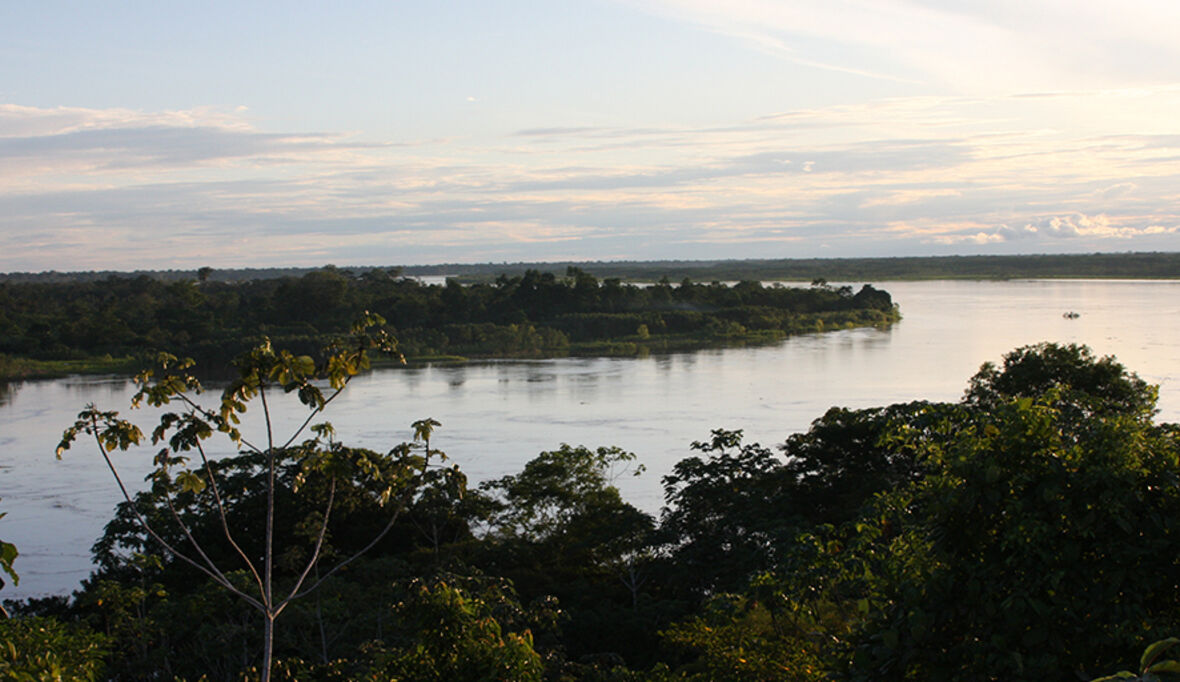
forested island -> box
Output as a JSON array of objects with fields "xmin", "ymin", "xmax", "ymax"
[
  {"xmin": 0, "ymin": 267, "xmax": 896, "ymax": 379},
  {"xmin": 1, "ymin": 340, "xmax": 1177, "ymax": 680}
]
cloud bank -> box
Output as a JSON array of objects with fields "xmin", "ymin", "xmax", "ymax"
[{"xmin": 2, "ymin": 86, "xmax": 1180, "ymax": 270}]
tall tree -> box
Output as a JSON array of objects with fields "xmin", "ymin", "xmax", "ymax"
[{"xmin": 57, "ymin": 314, "xmax": 459, "ymax": 681}]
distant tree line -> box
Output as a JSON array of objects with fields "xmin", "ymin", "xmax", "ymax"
[
  {"xmin": 0, "ymin": 267, "xmax": 896, "ymax": 375},
  {"xmin": 428, "ymin": 251, "xmax": 1180, "ymax": 282},
  {"xmin": 2, "ymin": 251, "xmax": 1176, "ymax": 285}
]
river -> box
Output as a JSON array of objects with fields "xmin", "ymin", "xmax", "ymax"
[{"xmin": 2, "ymin": 279, "xmax": 1178, "ymax": 600}]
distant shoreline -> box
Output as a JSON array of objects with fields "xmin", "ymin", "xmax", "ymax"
[{"xmin": 2, "ymin": 251, "xmax": 1177, "ymax": 284}]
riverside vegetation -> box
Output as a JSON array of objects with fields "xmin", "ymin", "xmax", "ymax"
[
  {"xmin": 1, "ymin": 334, "xmax": 1178, "ymax": 681},
  {"xmin": 0, "ymin": 266, "xmax": 896, "ymax": 379},
  {"xmin": 4, "ymin": 251, "xmax": 1178, "ymax": 285}
]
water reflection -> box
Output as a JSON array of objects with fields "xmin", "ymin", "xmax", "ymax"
[{"xmin": 0, "ymin": 380, "xmax": 20, "ymax": 408}]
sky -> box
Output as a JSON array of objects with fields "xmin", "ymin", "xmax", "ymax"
[{"xmin": 2, "ymin": 0, "xmax": 1180, "ymax": 271}]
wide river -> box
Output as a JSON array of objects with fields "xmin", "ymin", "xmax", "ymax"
[{"xmin": 2, "ymin": 279, "xmax": 1179, "ymax": 600}]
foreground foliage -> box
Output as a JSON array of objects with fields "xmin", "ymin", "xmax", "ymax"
[
  {"xmin": 1092, "ymin": 637, "xmax": 1180, "ymax": 681},
  {"xmin": 0, "ymin": 498, "xmax": 17, "ymax": 620},
  {"xmin": 5, "ymin": 341, "xmax": 1178, "ymax": 680},
  {"xmin": 0, "ymin": 616, "xmax": 108, "ymax": 680},
  {"xmin": 54, "ymin": 315, "xmax": 465, "ymax": 681}
]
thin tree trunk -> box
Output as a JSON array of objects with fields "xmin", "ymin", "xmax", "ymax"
[
  {"xmin": 315, "ymin": 566, "xmax": 329, "ymax": 664},
  {"xmin": 262, "ymin": 612, "xmax": 275, "ymax": 682}
]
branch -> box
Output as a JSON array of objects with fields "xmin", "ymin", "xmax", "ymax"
[
  {"xmin": 288, "ymin": 452, "xmax": 430, "ymax": 602},
  {"xmin": 173, "ymin": 392, "xmax": 264, "ymax": 455},
  {"xmin": 88, "ymin": 419, "xmax": 264, "ymax": 612},
  {"xmin": 287, "ymin": 503, "xmax": 408, "ymax": 603},
  {"xmin": 194, "ymin": 438, "xmax": 265, "ymax": 595},
  {"xmin": 261, "ymin": 384, "xmax": 276, "ymax": 610},
  {"xmin": 161, "ymin": 493, "xmax": 251, "ymax": 603},
  {"xmin": 278, "ymin": 380, "xmax": 350, "ymax": 452},
  {"xmin": 275, "ymin": 478, "xmax": 336, "ymax": 617}
]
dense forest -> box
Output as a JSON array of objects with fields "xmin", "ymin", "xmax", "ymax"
[
  {"xmin": 0, "ymin": 267, "xmax": 896, "ymax": 379},
  {"xmin": 1, "ymin": 338, "xmax": 1178, "ymax": 680},
  {"xmin": 2, "ymin": 251, "xmax": 1177, "ymax": 285}
]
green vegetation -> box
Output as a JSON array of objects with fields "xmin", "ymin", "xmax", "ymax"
[
  {"xmin": 0, "ymin": 267, "xmax": 897, "ymax": 379},
  {"xmin": 0, "ymin": 354, "xmax": 140, "ymax": 380},
  {"xmin": 425, "ymin": 251, "xmax": 1180, "ymax": 283},
  {"xmin": 0, "ymin": 616, "xmax": 108, "ymax": 680},
  {"xmin": 1, "ymin": 339, "xmax": 1177, "ymax": 680},
  {"xmin": 3, "ymin": 251, "xmax": 1177, "ymax": 285},
  {"xmin": 0, "ymin": 499, "xmax": 17, "ymax": 621},
  {"xmin": 54, "ymin": 316, "xmax": 444, "ymax": 682},
  {"xmin": 1093, "ymin": 638, "xmax": 1180, "ymax": 681}
]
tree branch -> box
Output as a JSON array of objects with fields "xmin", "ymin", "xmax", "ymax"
[
  {"xmin": 161, "ymin": 493, "xmax": 247, "ymax": 600},
  {"xmin": 275, "ymin": 477, "xmax": 336, "ymax": 617},
  {"xmin": 194, "ymin": 438, "xmax": 265, "ymax": 595},
  {"xmin": 261, "ymin": 383, "xmax": 276, "ymax": 613},
  {"xmin": 288, "ymin": 452, "xmax": 429, "ymax": 602},
  {"xmin": 173, "ymin": 392, "xmax": 263, "ymax": 455},
  {"xmin": 88, "ymin": 418, "xmax": 264, "ymax": 612},
  {"xmin": 278, "ymin": 380, "xmax": 350, "ymax": 451}
]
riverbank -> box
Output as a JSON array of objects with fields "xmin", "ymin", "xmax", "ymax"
[
  {"xmin": 0, "ymin": 354, "xmax": 142, "ymax": 380},
  {"xmin": 3, "ymin": 307, "xmax": 900, "ymax": 379}
]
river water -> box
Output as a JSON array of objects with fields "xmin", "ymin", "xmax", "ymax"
[{"xmin": 2, "ymin": 279, "xmax": 1178, "ymax": 600}]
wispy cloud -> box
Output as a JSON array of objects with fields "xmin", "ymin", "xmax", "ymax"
[
  {"xmin": 0, "ymin": 104, "xmax": 378, "ymax": 188},
  {"xmin": 623, "ymin": 0, "xmax": 1180, "ymax": 93},
  {"xmin": 514, "ymin": 127, "xmax": 605, "ymax": 137},
  {"xmin": 2, "ymin": 87, "xmax": 1179, "ymax": 271},
  {"xmin": 0, "ymin": 126, "xmax": 362, "ymax": 169}
]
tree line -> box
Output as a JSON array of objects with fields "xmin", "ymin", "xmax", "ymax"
[
  {"xmin": 0, "ymin": 267, "xmax": 896, "ymax": 378},
  {"xmin": 423, "ymin": 252, "xmax": 1180, "ymax": 283},
  {"xmin": 1, "ymin": 337, "xmax": 1177, "ymax": 680},
  {"xmin": 3, "ymin": 251, "xmax": 1177, "ymax": 285}
]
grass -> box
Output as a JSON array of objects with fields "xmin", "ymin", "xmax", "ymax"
[{"xmin": 0, "ymin": 354, "xmax": 142, "ymax": 381}]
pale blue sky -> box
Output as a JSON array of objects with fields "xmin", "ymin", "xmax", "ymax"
[{"xmin": 2, "ymin": 0, "xmax": 1179, "ymax": 270}]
